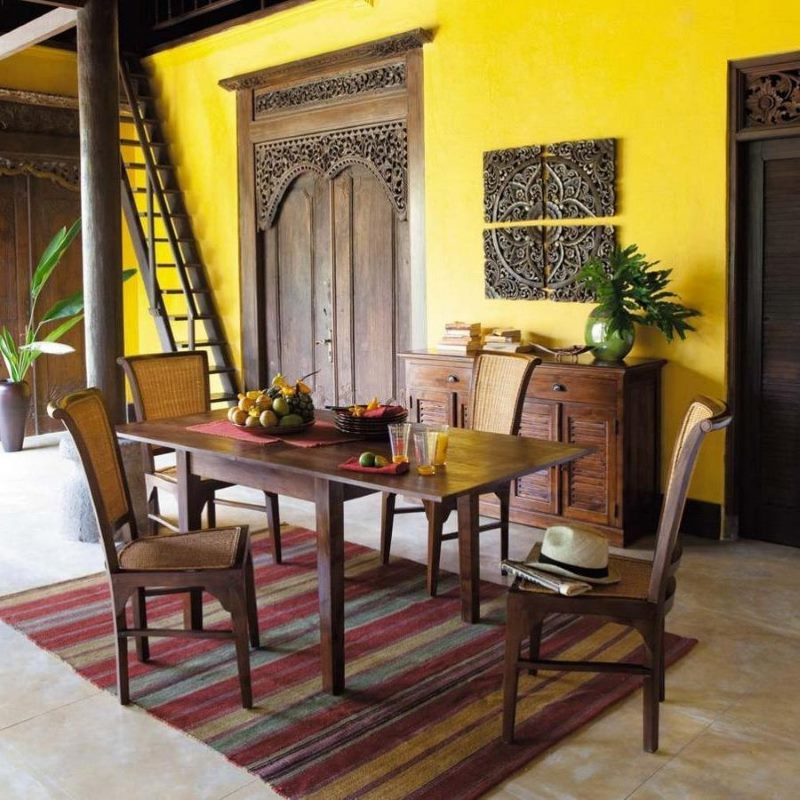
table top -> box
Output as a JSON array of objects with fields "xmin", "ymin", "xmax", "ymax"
[{"xmin": 117, "ymin": 410, "xmax": 589, "ymax": 503}]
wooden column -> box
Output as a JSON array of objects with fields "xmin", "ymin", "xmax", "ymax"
[{"xmin": 77, "ymin": 0, "xmax": 124, "ymax": 422}]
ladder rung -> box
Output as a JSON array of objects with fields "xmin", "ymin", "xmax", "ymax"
[
  {"xmin": 133, "ymin": 188, "xmax": 182, "ymax": 194},
  {"xmin": 124, "ymin": 163, "xmax": 174, "ymax": 170},
  {"xmin": 166, "ymin": 314, "xmax": 214, "ymax": 321},
  {"xmin": 210, "ymin": 393, "xmax": 238, "ymax": 404},
  {"xmin": 209, "ymin": 366, "xmax": 236, "ymax": 375},
  {"xmin": 137, "ymin": 212, "xmax": 188, "ymax": 218},
  {"xmin": 153, "ymin": 237, "xmax": 194, "ymax": 243},
  {"xmin": 160, "ymin": 288, "xmax": 210, "ymax": 294},
  {"xmin": 176, "ymin": 340, "xmax": 225, "ymax": 348}
]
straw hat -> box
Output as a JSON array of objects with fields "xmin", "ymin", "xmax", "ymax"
[{"xmin": 530, "ymin": 526, "xmax": 620, "ymax": 584}]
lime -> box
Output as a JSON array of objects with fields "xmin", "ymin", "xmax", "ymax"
[
  {"xmin": 359, "ymin": 452, "xmax": 376, "ymax": 467},
  {"xmin": 280, "ymin": 413, "xmax": 304, "ymax": 427},
  {"xmin": 374, "ymin": 455, "xmax": 389, "ymax": 467}
]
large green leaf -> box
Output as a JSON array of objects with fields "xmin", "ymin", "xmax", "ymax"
[
  {"xmin": 43, "ymin": 314, "xmax": 84, "ymax": 343},
  {"xmin": 19, "ymin": 341, "xmax": 75, "ymax": 355},
  {"xmin": 40, "ymin": 290, "xmax": 84, "ymax": 323},
  {"xmin": 30, "ymin": 218, "xmax": 81, "ymax": 303}
]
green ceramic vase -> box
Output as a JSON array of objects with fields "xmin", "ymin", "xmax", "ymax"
[{"xmin": 584, "ymin": 309, "xmax": 635, "ymax": 362}]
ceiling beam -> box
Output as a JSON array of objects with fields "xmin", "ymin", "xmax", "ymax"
[
  {"xmin": 21, "ymin": 1, "xmax": 86, "ymax": 7},
  {"xmin": 0, "ymin": 8, "xmax": 79, "ymax": 60}
]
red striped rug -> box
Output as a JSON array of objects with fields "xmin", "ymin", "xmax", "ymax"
[{"xmin": 0, "ymin": 527, "xmax": 695, "ymax": 799}]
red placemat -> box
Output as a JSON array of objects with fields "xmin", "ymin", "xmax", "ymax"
[
  {"xmin": 338, "ymin": 456, "xmax": 409, "ymax": 474},
  {"xmin": 187, "ymin": 419, "xmax": 362, "ymax": 448}
]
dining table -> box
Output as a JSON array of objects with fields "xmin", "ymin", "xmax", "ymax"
[{"xmin": 116, "ymin": 409, "xmax": 589, "ymax": 695}]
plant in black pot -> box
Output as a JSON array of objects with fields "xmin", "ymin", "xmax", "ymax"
[
  {"xmin": 0, "ymin": 219, "xmax": 82, "ymax": 452},
  {"xmin": 578, "ymin": 244, "xmax": 701, "ymax": 362}
]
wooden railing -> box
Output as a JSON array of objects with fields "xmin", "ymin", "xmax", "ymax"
[{"xmin": 149, "ymin": 0, "xmax": 272, "ymax": 30}]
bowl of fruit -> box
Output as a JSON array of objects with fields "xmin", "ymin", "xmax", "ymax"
[{"xmin": 227, "ymin": 373, "xmax": 316, "ymax": 434}]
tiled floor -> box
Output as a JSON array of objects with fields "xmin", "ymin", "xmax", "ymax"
[{"xmin": 1, "ymin": 435, "xmax": 799, "ymax": 799}]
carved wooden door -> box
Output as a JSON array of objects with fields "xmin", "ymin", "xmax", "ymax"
[
  {"xmin": 0, "ymin": 174, "xmax": 84, "ymax": 435},
  {"xmin": 264, "ymin": 161, "xmax": 408, "ymax": 408}
]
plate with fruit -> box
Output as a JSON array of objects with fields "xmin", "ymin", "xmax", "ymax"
[
  {"xmin": 228, "ymin": 372, "xmax": 316, "ymax": 434},
  {"xmin": 332, "ymin": 397, "xmax": 407, "ymax": 438}
]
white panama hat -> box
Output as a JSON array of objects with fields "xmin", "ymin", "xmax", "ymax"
[{"xmin": 530, "ymin": 526, "xmax": 620, "ymax": 584}]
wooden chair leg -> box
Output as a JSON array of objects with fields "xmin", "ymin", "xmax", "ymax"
[
  {"xmin": 380, "ymin": 492, "xmax": 396, "ymax": 565},
  {"xmin": 659, "ymin": 618, "xmax": 666, "ymax": 702},
  {"xmin": 206, "ymin": 496, "xmax": 216, "ymax": 528},
  {"xmin": 147, "ymin": 488, "xmax": 160, "ymax": 536},
  {"xmin": 264, "ymin": 491, "xmax": 281, "ymax": 564},
  {"xmin": 113, "ymin": 607, "xmax": 130, "ymax": 706},
  {"xmin": 496, "ymin": 485, "xmax": 510, "ymax": 561},
  {"xmin": 643, "ymin": 629, "xmax": 661, "ymax": 753},
  {"xmin": 425, "ymin": 501, "xmax": 445, "ymax": 597},
  {"xmin": 132, "ymin": 588, "xmax": 150, "ymax": 663},
  {"xmin": 229, "ymin": 588, "xmax": 253, "ymax": 709},
  {"xmin": 502, "ymin": 594, "xmax": 526, "ymax": 744},
  {"xmin": 184, "ymin": 588, "xmax": 203, "ymax": 630},
  {"xmin": 528, "ymin": 615, "xmax": 543, "ymax": 676},
  {"xmin": 245, "ymin": 553, "xmax": 260, "ymax": 648}
]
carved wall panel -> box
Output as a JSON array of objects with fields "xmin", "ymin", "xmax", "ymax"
[
  {"xmin": 255, "ymin": 120, "xmax": 408, "ymax": 229},
  {"xmin": 0, "ymin": 156, "xmax": 80, "ymax": 191},
  {"xmin": 744, "ymin": 69, "xmax": 800, "ymax": 129},
  {"xmin": 254, "ymin": 64, "xmax": 406, "ymax": 116},
  {"xmin": 484, "ymin": 227, "xmax": 546, "ymax": 300},
  {"xmin": 543, "ymin": 139, "xmax": 616, "ymax": 219},
  {"xmin": 546, "ymin": 224, "xmax": 615, "ymax": 302},
  {"xmin": 0, "ymin": 100, "xmax": 79, "ymax": 137},
  {"xmin": 484, "ymin": 138, "xmax": 615, "ymax": 222},
  {"xmin": 484, "ymin": 224, "xmax": 615, "ymax": 302},
  {"xmin": 483, "ymin": 145, "xmax": 543, "ymax": 223}
]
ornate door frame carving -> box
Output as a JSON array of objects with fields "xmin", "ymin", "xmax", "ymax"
[
  {"xmin": 223, "ymin": 29, "xmax": 431, "ymax": 389},
  {"xmin": 726, "ymin": 50, "xmax": 800, "ymax": 538}
]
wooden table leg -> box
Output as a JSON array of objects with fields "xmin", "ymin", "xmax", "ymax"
[
  {"xmin": 176, "ymin": 450, "xmax": 204, "ymax": 630},
  {"xmin": 315, "ymin": 477, "xmax": 345, "ymax": 694},
  {"xmin": 457, "ymin": 493, "xmax": 481, "ymax": 623},
  {"xmin": 176, "ymin": 450, "xmax": 203, "ymax": 531}
]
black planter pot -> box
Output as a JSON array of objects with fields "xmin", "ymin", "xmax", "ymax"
[{"xmin": 0, "ymin": 380, "xmax": 32, "ymax": 452}]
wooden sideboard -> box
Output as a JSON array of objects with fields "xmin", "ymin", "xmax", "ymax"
[{"xmin": 399, "ymin": 351, "xmax": 666, "ymax": 547}]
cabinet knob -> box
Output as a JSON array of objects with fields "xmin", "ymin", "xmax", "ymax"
[
  {"xmin": 447, "ymin": 374, "xmax": 459, "ymax": 383},
  {"xmin": 552, "ymin": 383, "xmax": 566, "ymax": 392}
]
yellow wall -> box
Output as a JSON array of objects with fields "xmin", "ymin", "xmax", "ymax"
[
  {"xmin": 140, "ymin": 0, "xmax": 800, "ymax": 507},
  {"xmin": 0, "ymin": 46, "xmax": 142, "ymax": 356}
]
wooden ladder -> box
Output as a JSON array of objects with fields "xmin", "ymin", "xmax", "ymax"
[{"xmin": 118, "ymin": 53, "xmax": 239, "ymax": 406}]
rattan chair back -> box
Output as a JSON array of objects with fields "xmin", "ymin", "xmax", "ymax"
[
  {"xmin": 118, "ymin": 351, "xmax": 210, "ymax": 421},
  {"xmin": 648, "ymin": 395, "xmax": 731, "ymax": 603},
  {"xmin": 48, "ymin": 388, "xmax": 136, "ymax": 572},
  {"xmin": 467, "ymin": 353, "xmax": 540, "ymax": 435}
]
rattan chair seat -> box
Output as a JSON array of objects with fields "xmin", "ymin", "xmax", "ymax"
[
  {"xmin": 519, "ymin": 545, "xmax": 652, "ymax": 600},
  {"xmin": 118, "ymin": 528, "xmax": 243, "ymax": 571}
]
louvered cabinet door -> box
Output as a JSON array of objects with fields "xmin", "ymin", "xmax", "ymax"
[
  {"xmin": 516, "ymin": 399, "xmax": 560, "ymax": 514},
  {"xmin": 560, "ymin": 403, "xmax": 618, "ymax": 526},
  {"xmin": 409, "ymin": 389, "xmax": 455, "ymax": 425}
]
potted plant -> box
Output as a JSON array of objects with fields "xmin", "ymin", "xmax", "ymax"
[
  {"xmin": 578, "ymin": 244, "xmax": 701, "ymax": 362},
  {"xmin": 0, "ymin": 219, "xmax": 82, "ymax": 452}
]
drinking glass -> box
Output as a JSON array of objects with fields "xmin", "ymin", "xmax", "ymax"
[
  {"xmin": 431, "ymin": 424, "xmax": 449, "ymax": 466},
  {"xmin": 388, "ymin": 422, "xmax": 411, "ymax": 464},
  {"xmin": 414, "ymin": 428, "xmax": 439, "ymax": 476}
]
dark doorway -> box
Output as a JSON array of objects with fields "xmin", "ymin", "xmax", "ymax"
[{"xmin": 728, "ymin": 53, "xmax": 800, "ymax": 546}]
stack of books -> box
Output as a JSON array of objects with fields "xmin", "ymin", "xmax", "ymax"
[
  {"xmin": 435, "ymin": 322, "xmax": 483, "ymax": 354},
  {"xmin": 483, "ymin": 328, "xmax": 526, "ymax": 352}
]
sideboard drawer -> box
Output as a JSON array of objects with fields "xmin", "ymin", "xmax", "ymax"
[
  {"xmin": 530, "ymin": 368, "xmax": 618, "ymax": 406},
  {"xmin": 406, "ymin": 361, "xmax": 473, "ymax": 393}
]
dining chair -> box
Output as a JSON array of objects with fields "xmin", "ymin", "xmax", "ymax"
[
  {"xmin": 48, "ymin": 388, "xmax": 260, "ymax": 708},
  {"xmin": 502, "ymin": 395, "xmax": 732, "ymax": 752},
  {"xmin": 381, "ymin": 352, "xmax": 540, "ymax": 596},
  {"xmin": 118, "ymin": 351, "xmax": 283, "ymax": 563}
]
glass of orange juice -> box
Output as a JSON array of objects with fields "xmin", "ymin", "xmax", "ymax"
[
  {"xmin": 431, "ymin": 424, "xmax": 449, "ymax": 466},
  {"xmin": 414, "ymin": 428, "xmax": 439, "ymax": 476},
  {"xmin": 388, "ymin": 422, "xmax": 411, "ymax": 464}
]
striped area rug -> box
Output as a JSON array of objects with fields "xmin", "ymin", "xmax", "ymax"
[{"xmin": 0, "ymin": 527, "xmax": 695, "ymax": 799}]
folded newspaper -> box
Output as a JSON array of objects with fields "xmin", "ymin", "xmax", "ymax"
[{"xmin": 500, "ymin": 559, "xmax": 592, "ymax": 596}]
